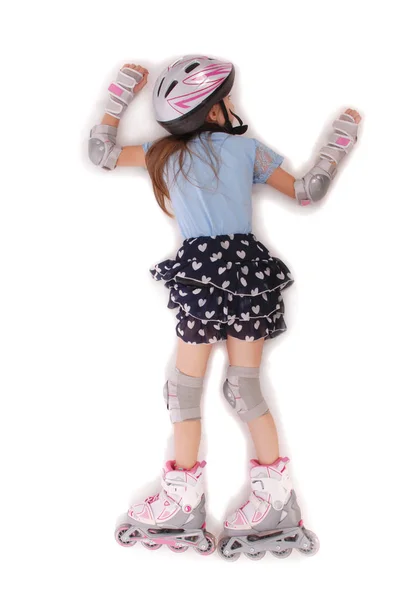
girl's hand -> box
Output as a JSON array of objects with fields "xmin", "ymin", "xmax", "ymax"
[
  {"xmin": 122, "ymin": 63, "xmax": 149, "ymax": 93},
  {"xmin": 344, "ymin": 108, "xmax": 362, "ymax": 124}
]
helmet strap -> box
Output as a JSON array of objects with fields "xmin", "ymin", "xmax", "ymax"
[{"xmin": 219, "ymin": 100, "xmax": 248, "ymax": 135}]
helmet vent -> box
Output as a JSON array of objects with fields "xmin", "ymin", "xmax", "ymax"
[
  {"xmin": 157, "ymin": 77, "xmax": 165, "ymax": 97},
  {"xmin": 165, "ymin": 80, "xmax": 178, "ymax": 98},
  {"xmin": 185, "ymin": 62, "xmax": 199, "ymax": 73}
]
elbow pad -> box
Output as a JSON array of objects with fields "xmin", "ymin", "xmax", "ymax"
[
  {"xmin": 88, "ymin": 124, "xmax": 122, "ymax": 170},
  {"xmin": 295, "ymin": 112, "xmax": 359, "ymax": 206}
]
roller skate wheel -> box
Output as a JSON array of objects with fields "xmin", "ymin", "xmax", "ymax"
[
  {"xmin": 141, "ymin": 540, "xmax": 162, "ymax": 551},
  {"xmin": 272, "ymin": 548, "xmax": 292, "ymax": 559},
  {"xmin": 115, "ymin": 524, "xmax": 137, "ymax": 547},
  {"xmin": 217, "ymin": 537, "xmax": 240, "ymax": 562},
  {"xmin": 169, "ymin": 543, "xmax": 189, "ymax": 553},
  {"xmin": 195, "ymin": 531, "xmax": 216, "ymax": 556},
  {"xmin": 245, "ymin": 549, "xmax": 266, "ymax": 561},
  {"xmin": 298, "ymin": 529, "xmax": 320, "ymax": 557}
]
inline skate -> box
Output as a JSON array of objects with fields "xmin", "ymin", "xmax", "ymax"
[
  {"xmin": 115, "ymin": 460, "xmax": 216, "ymax": 555},
  {"xmin": 218, "ymin": 457, "xmax": 319, "ymax": 561}
]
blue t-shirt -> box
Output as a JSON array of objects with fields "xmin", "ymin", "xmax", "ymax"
[{"xmin": 142, "ymin": 131, "xmax": 284, "ymax": 239}]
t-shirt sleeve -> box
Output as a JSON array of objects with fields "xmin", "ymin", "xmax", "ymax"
[
  {"xmin": 252, "ymin": 139, "xmax": 284, "ymax": 184},
  {"xmin": 142, "ymin": 141, "xmax": 152, "ymax": 154}
]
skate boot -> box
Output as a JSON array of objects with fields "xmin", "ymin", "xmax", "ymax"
[
  {"xmin": 218, "ymin": 457, "xmax": 319, "ymax": 561},
  {"xmin": 115, "ymin": 460, "xmax": 216, "ymax": 555}
]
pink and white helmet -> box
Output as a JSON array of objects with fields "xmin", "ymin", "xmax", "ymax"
[{"xmin": 152, "ymin": 55, "xmax": 237, "ymax": 135}]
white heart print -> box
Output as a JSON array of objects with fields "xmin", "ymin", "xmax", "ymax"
[
  {"xmin": 205, "ymin": 311, "xmax": 215, "ymax": 318},
  {"xmin": 192, "ymin": 288, "xmax": 202, "ymax": 295},
  {"xmin": 193, "ymin": 261, "xmax": 202, "ymax": 270},
  {"xmin": 236, "ymin": 250, "xmax": 246, "ymax": 259},
  {"xmin": 256, "ymin": 272, "xmax": 264, "ymax": 279},
  {"xmin": 199, "ymin": 329, "xmax": 205, "ymax": 336},
  {"xmin": 198, "ymin": 243, "xmax": 207, "ymax": 252},
  {"xmin": 241, "ymin": 312, "xmax": 250, "ymax": 321},
  {"xmin": 221, "ymin": 241, "xmax": 230, "ymax": 249},
  {"xmin": 251, "ymin": 288, "xmax": 259, "ymax": 296},
  {"xmin": 241, "ymin": 240, "xmax": 250, "ymax": 246},
  {"xmin": 276, "ymin": 272, "xmax": 285, "ymax": 280},
  {"xmin": 179, "ymin": 290, "xmax": 188, "ymax": 297},
  {"xmin": 241, "ymin": 266, "xmax": 249, "ymax": 275},
  {"xmin": 222, "ymin": 281, "xmax": 230, "ymax": 289},
  {"xmin": 184, "ymin": 303, "xmax": 191, "ymax": 312},
  {"xmin": 187, "ymin": 320, "xmax": 195, "ymax": 329},
  {"xmin": 240, "ymin": 277, "xmax": 247, "ymax": 286},
  {"xmin": 210, "ymin": 252, "xmax": 222, "ymax": 262},
  {"xmin": 252, "ymin": 305, "xmax": 260, "ymax": 314},
  {"xmin": 217, "ymin": 296, "xmax": 223, "ymax": 305},
  {"xmin": 234, "ymin": 323, "xmax": 243, "ymax": 332},
  {"xmin": 218, "ymin": 267, "xmax": 227, "ymax": 275},
  {"xmin": 245, "ymin": 336, "xmax": 255, "ymax": 342},
  {"xmin": 254, "ymin": 320, "xmax": 260, "ymax": 329},
  {"xmin": 202, "ymin": 276, "xmax": 211, "ymax": 284},
  {"xmin": 198, "ymin": 299, "xmax": 207, "ymax": 307}
]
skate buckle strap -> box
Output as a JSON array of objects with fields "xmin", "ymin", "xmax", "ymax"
[{"xmin": 251, "ymin": 474, "xmax": 292, "ymax": 511}]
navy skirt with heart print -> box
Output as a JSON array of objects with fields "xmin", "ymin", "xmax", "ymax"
[{"xmin": 149, "ymin": 233, "xmax": 294, "ymax": 345}]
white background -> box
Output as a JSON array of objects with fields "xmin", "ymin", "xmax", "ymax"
[{"xmin": 1, "ymin": 1, "xmax": 400, "ymax": 598}]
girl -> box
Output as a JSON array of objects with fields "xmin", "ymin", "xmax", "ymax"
[{"xmin": 89, "ymin": 55, "xmax": 361, "ymax": 560}]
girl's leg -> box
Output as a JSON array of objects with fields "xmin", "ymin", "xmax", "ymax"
[
  {"xmin": 226, "ymin": 335, "xmax": 279, "ymax": 465},
  {"xmin": 174, "ymin": 338, "xmax": 213, "ymax": 469}
]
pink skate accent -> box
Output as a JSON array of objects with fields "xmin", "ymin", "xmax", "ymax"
[
  {"xmin": 301, "ymin": 199, "xmax": 311, "ymax": 206},
  {"xmin": 150, "ymin": 537, "xmax": 196, "ymax": 547},
  {"xmin": 145, "ymin": 494, "xmax": 159, "ymax": 504},
  {"xmin": 252, "ymin": 503, "xmax": 270, "ymax": 524},
  {"xmin": 164, "ymin": 460, "xmax": 205, "ymax": 473},
  {"xmin": 201, "ymin": 522, "xmax": 206, "ymax": 529},
  {"xmin": 336, "ymin": 136, "xmax": 350, "ymax": 147},
  {"xmin": 108, "ymin": 83, "xmax": 123, "ymax": 97},
  {"xmin": 164, "ymin": 460, "xmax": 176, "ymax": 473},
  {"xmin": 231, "ymin": 509, "xmax": 247, "ymax": 527},
  {"xmin": 299, "ymin": 520, "xmax": 304, "ymax": 527},
  {"xmin": 164, "ymin": 500, "xmax": 170, "ymax": 507},
  {"xmin": 251, "ymin": 457, "xmax": 289, "ymax": 469},
  {"xmin": 158, "ymin": 506, "xmax": 180, "ymax": 521},
  {"xmin": 134, "ymin": 503, "xmax": 152, "ymax": 520},
  {"xmin": 183, "ymin": 505, "xmax": 192, "ymax": 513}
]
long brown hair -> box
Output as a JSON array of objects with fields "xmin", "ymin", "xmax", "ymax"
[{"xmin": 145, "ymin": 123, "xmax": 226, "ymax": 218}]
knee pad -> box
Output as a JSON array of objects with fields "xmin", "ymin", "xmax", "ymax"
[
  {"xmin": 223, "ymin": 366, "xmax": 269, "ymax": 423},
  {"xmin": 163, "ymin": 367, "xmax": 203, "ymax": 424}
]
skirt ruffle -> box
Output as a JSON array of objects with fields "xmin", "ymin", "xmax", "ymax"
[{"xmin": 150, "ymin": 233, "xmax": 294, "ymax": 344}]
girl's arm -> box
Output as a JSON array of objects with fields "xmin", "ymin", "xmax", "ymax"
[
  {"xmin": 265, "ymin": 167, "xmax": 296, "ymax": 199},
  {"xmin": 266, "ymin": 108, "xmax": 362, "ymax": 205},
  {"xmin": 88, "ymin": 63, "xmax": 148, "ymax": 170}
]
